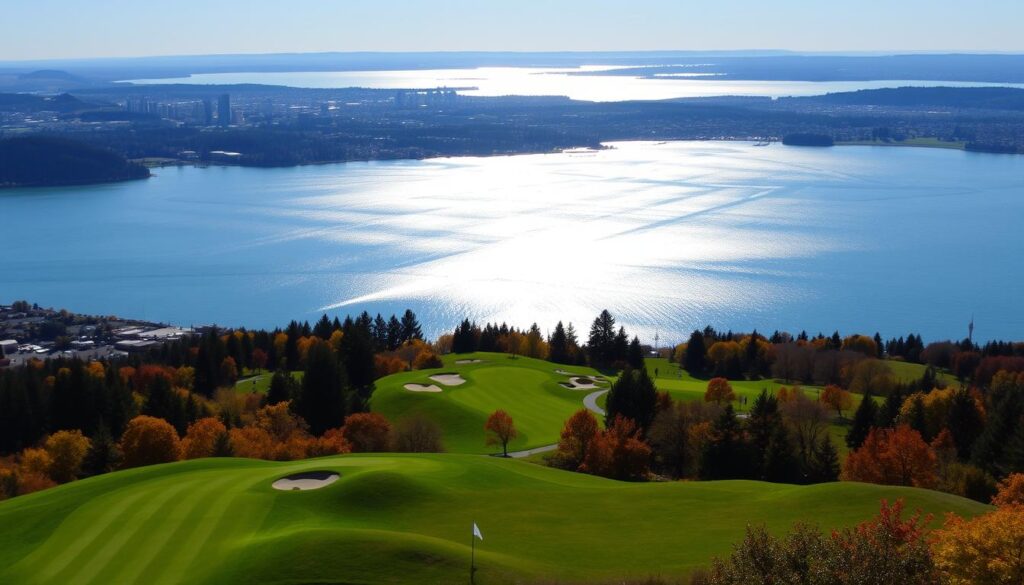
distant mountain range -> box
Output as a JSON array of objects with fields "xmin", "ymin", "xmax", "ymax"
[{"xmin": 1, "ymin": 52, "xmax": 1024, "ymax": 91}]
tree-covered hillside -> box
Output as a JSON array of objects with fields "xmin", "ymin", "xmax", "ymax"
[{"xmin": 0, "ymin": 135, "xmax": 149, "ymax": 188}]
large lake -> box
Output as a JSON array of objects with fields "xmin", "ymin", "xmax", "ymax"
[
  {"xmin": 1, "ymin": 141, "xmax": 1021, "ymax": 342},
  {"xmin": 128, "ymin": 66, "xmax": 1024, "ymax": 102}
]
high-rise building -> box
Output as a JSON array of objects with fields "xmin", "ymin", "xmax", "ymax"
[
  {"xmin": 217, "ymin": 94, "xmax": 231, "ymax": 127},
  {"xmin": 202, "ymin": 98, "xmax": 214, "ymax": 126}
]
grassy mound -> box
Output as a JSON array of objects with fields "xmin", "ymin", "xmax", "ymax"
[
  {"xmin": 372, "ymin": 352, "xmax": 606, "ymax": 453},
  {"xmin": 0, "ymin": 454, "xmax": 989, "ymax": 585}
]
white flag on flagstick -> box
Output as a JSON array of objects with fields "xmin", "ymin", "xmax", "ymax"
[{"xmin": 473, "ymin": 522, "xmax": 483, "ymax": 541}]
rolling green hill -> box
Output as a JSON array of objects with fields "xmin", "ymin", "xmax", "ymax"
[
  {"xmin": 372, "ymin": 352, "xmax": 607, "ymax": 454},
  {"xmin": 0, "ymin": 454, "xmax": 989, "ymax": 585}
]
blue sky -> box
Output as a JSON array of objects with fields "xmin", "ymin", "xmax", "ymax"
[{"xmin": 3, "ymin": 0, "xmax": 1023, "ymax": 61}]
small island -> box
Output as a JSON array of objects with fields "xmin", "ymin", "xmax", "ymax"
[{"xmin": 0, "ymin": 135, "xmax": 150, "ymax": 189}]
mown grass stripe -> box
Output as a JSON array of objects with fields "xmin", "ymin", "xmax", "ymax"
[
  {"xmin": 60, "ymin": 478, "xmax": 198, "ymax": 585},
  {"xmin": 25, "ymin": 488, "xmax": 151, "ymax": 582},
  {"xmin": 111, "ymin": 475, "xmax": 238, "ymax": 585}
]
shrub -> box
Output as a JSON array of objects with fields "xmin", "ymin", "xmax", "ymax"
[
  {"xmin": 393, "ymin": 414, "xmax": 444, "ymax": 453},
  {"xmin": 342, "ymin": 412, "xmax": 393, "ymax": 452}
]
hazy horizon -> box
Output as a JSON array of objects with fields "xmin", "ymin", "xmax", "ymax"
[{"xmin": 3, "ymin": 0, "xmax": 1023, "ymax": 61}]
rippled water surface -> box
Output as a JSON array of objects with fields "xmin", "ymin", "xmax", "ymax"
[{"xmin": 1, "ymin": 141, "xmax": 1021, "ymax": 341}]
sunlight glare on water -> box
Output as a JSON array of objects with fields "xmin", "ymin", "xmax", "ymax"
[{"xmin": 1, "ymin": 141, "xmax": 1021, "ymax": 342}]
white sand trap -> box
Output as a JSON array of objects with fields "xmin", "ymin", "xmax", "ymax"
[
  {"xmin": 430, "ymin": 373, "xmax": 466, "ymax": 386},
  {"xmin": 405, "ymin": 383, "xmax": 443, "ymax": 393},
  {"xmin": 272, "ymin": 471, "xmax": 340, "ymax": 491},
  {"xmin": 555, "ymin": 369, "xmax": 580, "ymax": 376},
  {"xmin": 560, "ymin": 376, "xmax": 599, "ymax": 390},
  {"xmin": 455, "ymin": 359, "xmax": 483, "ymax": 364}
]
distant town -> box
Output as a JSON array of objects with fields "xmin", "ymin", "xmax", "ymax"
[{"xmin": 0, "ymin": 300, "xmax": 195, "ymax": 367}]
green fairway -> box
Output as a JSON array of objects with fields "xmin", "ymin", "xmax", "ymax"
[
  {"xmin": 234, "ymin": 370, "xmax": 303, "ymax": 394},
  {"xmin": 885, "ymin": 360, "xmax": 957, "ymax": 386},
  {"xmin": 643, "ymin": 358, "xmax": 817, "ymax": 409},
  {"xmin": 0, "ymin": 454, "xmax": 988, "ymax": 585},
  {"xmin": 372, "ymin": 352, "xmax": 608, "ymax": 454}
]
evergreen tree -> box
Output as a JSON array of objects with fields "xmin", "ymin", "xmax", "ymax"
[
  {"xmin": 371, "ymin": 314, "xmax": 388, "ymax": 351},
  {"xmin": 807, "ymin": 436, "xmax": 840, "ymax": 483},
  {"xmin": 549, "ymin": 322, "xmax": 570, "ymax": 364},
  {"xmin": 627, "ymin": 336, "xmax": 644, "ymax": 369},
  {"xmin": 947, "ymin": 388, "xmax": 983, "ymax": 460},
  {"xmin": 587, "ymin": 310, "xmax": 616, "ymax": 367},
  {"xmin": 399, "ymin": 309, "xmax": 423, "ymax": 343},
  {"xmin": 763, "ymin": 424, "xmax": 801, "ymax": 483},
  {"xmin": 267, "ymin": 370, "xmax": 298, "ymax": 405},
  {"xmin": 744, "ymin": 330, "xmax": 761, "ymax": 377},
  {"xmin": 683, "ymin": 330, "xmax": 708, "ymax": 376},
  {"xmin": 284, "ymin": 321, "xmax": 302, "ymax": 371},
  {"xmin": 386, "ymin": 315, "xmax": 402, "ymax": 350},
  {"xmin": 701, "ymin": 404, "xmax": 754, "ymax": 480},
  {"xmin": 293, "ymin": 341, "xmax": 348, "ymax": 435},
  {"xmin": 452, "ymin": 319, "xmax": 478, "ymax": 353},
  {"xmin": 142, "ymin": 376, "xmax": 187, "ymax": 435},
  {"xmin": 846, "ymin": 390, "xmax": 879, "ymax": 449},
  {"xmin": 613, "ymin": 327, "xmax": 629, "ymax": 364},
  {"xmin": 81, "ymin": 425, "xmax": 120, "ymax": 477},
  {"xmin": 604, "ymin": 366, "xmax": 658, "ymax": 433},
  {"xmin": 313, "ymin": 314, "xmax": 334, "ymax": 339},
  {"xmin": 905, "ymin": 394, "xmax": 929, "ymax": 440},
  {"xmin": 971, "ymin": 389, "xmax": 1023, "ymax": 476},
  {"xmin": 747, "ymin": 390, "xmax": 781, "ymax": 456},
  {"xmin": 340, "ymin": 319, "xmax": 377, "ymax": 411},
  {"xmin": 212, "ymin": 430, "xmax": 234, "ymax": 457},
  {"xmin": 877, "ymin": 388, "xmax": 905, "ymax": 429}
]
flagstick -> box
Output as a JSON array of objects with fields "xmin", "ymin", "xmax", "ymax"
[{"xmin": 470, "ymin": 527, "xmax": 476, "ymax": 585}]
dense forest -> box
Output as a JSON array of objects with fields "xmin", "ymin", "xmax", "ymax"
[{"xmin": 0, "ymin": 136, "xmax": 150, "ymax": 188}]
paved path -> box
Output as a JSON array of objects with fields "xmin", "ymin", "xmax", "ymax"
[{"xmin": 503, "ymin": 388, "xmax": 609, "ymax": 458}]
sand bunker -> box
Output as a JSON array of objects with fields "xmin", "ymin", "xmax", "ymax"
[
  {"xmin": 455, "ymin": 359, "xmax": 483, "ymax": 364},
  {"xmin": 560, "ymin": 376, "xmax": 600, "ymax": 390},
  {"xmin": 272, "ymin": 471, "xmax": 340, "ymax": 491},
  {"xmin": 405, "ymin": 383, "xmax": 443, "ymax": 393},
  {"xmin": 430, "ymin": 373, "xmax": 466, "ymax": 386}
]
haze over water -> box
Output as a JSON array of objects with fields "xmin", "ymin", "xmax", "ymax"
[
  {"xmin": 1, "ymin": 141, "xmax": 1021, "ymax": 342},
  {"xmin": 128, "ymin": 66, "xmax": 1024, "ymax": 101}
]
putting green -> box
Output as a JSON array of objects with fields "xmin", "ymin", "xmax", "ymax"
[
  {"xmin": 372, "ymin": 352, "xmax": 607, "ymax": 454},
  {"xmin": 0, "ymin": 454, "xmax": 989, "ymax": 585}
]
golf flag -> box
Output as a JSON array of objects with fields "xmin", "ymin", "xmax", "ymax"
[{"xmin": 473, "ymin": 522, "xmax": 483, "ymax": 541}]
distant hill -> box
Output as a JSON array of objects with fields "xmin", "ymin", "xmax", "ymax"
[
  {"xmin": 16, "ymin": 69, "xmax": 83, "ymax": 82},
  {"xmin": 0, "ymin": 92, "xmax": 88, "ymax": 113},
  {"xmin": 796, "ymin": 86, "xmax": 1024, "ymax": 111},
  {"xmin": 0, "ymin": 135, "xmax": 149, "ymax": 188}
]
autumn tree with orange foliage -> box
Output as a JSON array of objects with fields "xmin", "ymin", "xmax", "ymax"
[
  {"xmin": 228, "ymin": 426, "xmax": 275, "ymax": 459},
  {"xmin": 181, "ymin": 417, "xmax": 229, "ymax": 459},
  {"xmin": 820, "ymin": 384, "xmax": 854, "ymax": 418},
  {"xmin": 484, "ymin": 410, "xmax": 517, "ymax": 457},
  {"xmin": 993, "ymin": 473, "xmax": 1024, "ymax": 507},
  {"xmin": 553, "ymin": 409, "xmax": 600, "ymax": 471},
  {"xmin": 934, "ymin": 504, "xmax": 1024, "ymax": 585},
  {"xmin": 119, "ymin": 415, "xmax": 181, "ymax": 469},
  {"xmin": 704, "ymin": 377, "xmax": 736, "ymax": 405},
  {"xmin": 706, "ymin": 499, "xmax": 937, "ymax": 585},
  {"xmin": 341, "ymin": 412, "xmax": 393, "ymax": 452},
  {"xmin": 843, "ymin": 425, "xmax": 937, "ymax": 488},
  {"xmin": 43, "ymin": 430, "xmax": 90, "ymax": 483},
  {"xmin": 580, "ymin": 415, "xmax": 651, "ymax": 481}
]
